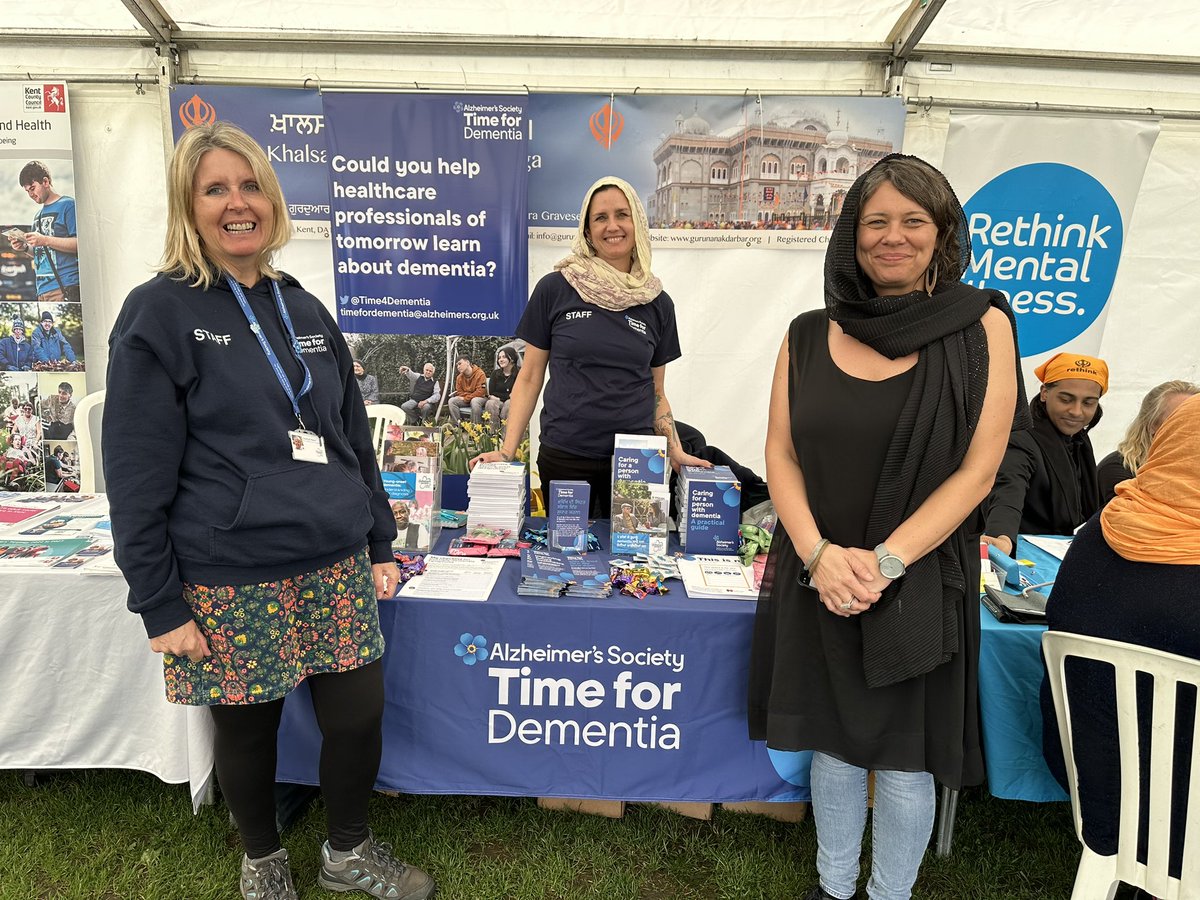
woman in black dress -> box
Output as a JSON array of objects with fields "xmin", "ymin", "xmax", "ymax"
[{"xmin": 749, "ymin": 155, "xmax": 1025, "ymax": 900}]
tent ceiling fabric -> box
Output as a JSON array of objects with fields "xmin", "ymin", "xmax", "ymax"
[{"xmin": 6, "ymin": 2, "xmax": 1199, "ymax": 69}]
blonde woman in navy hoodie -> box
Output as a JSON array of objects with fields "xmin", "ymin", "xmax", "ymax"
[{"xmin": 104, "ymin": 122, "xmax": 434, "ymax": 900}]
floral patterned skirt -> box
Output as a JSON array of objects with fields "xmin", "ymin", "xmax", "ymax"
[{"xmin": 163, "ymin": 549, "xmax": 385, "ymax": 706}]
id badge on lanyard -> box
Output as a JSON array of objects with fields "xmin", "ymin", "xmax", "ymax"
[{"xmin": 227, "ymin": 275, "xmax": 329, "ymax": 464}]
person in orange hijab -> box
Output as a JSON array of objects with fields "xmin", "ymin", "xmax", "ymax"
[
  {"xmin": 983, "ymin": 352, "xmax": 1109, "ymax": 554},
  {"xmin": 1040, "ymin": 393, "xmax": 1200, "ymax": 882}
]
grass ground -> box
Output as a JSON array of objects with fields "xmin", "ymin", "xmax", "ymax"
[{"xmin": 0, "ymin": 770, "xmax": 1086, "ymax": 899}]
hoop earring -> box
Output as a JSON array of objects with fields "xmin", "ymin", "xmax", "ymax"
[{"xmin": 925, "ymin": 260, "xmax": 939, "ymax": 294}]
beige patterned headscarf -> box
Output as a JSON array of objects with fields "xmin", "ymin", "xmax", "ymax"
[{"xmin": 554, "ymin": 175, "xmax": 663, "ymax": 311}]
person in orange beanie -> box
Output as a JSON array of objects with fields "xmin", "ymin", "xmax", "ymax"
[{"xmin": 982, "ymin": 352, "xmax": 1108, "ymax": 554}]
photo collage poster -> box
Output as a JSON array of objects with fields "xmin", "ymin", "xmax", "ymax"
[{"xmin": 0, "ymin": 82, "xmax": 87, "ymax": 494}]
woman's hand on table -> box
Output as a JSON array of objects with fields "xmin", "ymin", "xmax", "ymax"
[
  {"xmin": 469, "ymin": 449, "xmax": 512, "ymax": 470},
  {"xmin": 982, "ymin": 534, "xmax": 1013, "ymax": 557},
  {"xmin": 373, "ymin": 561, "xmax": 402, "ymax": 599},
  {"xmin": 810, "ymin": 544, "xmax": 882, "ymax": 618},
  {"xmin": 670, "ymin": 449, "xmax": 711, "ymax": 473},
  {"xmin": 150, "ymin": 620, "xmax": 210, "ymax": 662}
]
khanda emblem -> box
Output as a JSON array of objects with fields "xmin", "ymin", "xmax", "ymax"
[
  {"xmin": 589, "ymin": 102, "xmax": 624, "ymax": 150},
  {"xmin": 179, "ymin": 94, "xmax": 217, "ymax": 130}
]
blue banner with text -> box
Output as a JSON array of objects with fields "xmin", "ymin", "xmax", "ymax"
[{"xmin": 322, "ymin": 93, "xmax": 528, "ymax": 336}]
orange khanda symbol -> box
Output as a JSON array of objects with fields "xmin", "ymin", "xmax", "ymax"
[
  {"xmin": 179, "ymin": 94, "xmax": 217, "ymax": 130},
  {"xmin": 589, "ymin": 102, "xmax": 624, "ymax": 150}
]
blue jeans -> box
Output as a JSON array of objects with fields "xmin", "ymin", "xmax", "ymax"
[{"xmin": 810, "ymin": 752, "xmax": 935, "ymax": 900}]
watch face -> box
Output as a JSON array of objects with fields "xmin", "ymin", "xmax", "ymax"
[{"xmin": 881, "ymin": 557, "xmax": 905, "ymax": 578}]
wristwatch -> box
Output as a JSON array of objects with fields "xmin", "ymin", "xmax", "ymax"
[{"xmin": 874, "ymin": 543, "xmax": 907, "ymax": 579}]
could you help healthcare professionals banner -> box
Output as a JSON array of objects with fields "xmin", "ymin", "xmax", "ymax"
[{"xmin": 322, "ymin": 93, "xmax": 528, "ymax": 337}]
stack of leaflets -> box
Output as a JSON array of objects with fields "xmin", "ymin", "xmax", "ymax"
[
  {"xmin": 467, "ymin": 460, "xmax": 527, "ymax": 534},
  {"xmin": 610, "ymin": 434, "xmax": 670, "ymax": 557},
  {"xmin": 381, "ymin": 428, "xmax": 442, "ymax": 553},
  {"xmin": 518, "ymin": 548, "xmax": 612, "ymax": 599},
  {"xmin": 676, "ymin": 465, "xmax": 741, "ymax": 554},
  {"xmin": 676, "ymin": 554, "xmax": 759, "ymax": 600},
  {"xmin": 547, "ymin": 480, "xmax": 590, "ymax": 553},
  {"xmin": 0, "ymin": 493, "xmax": 118, "ymax": 572}
]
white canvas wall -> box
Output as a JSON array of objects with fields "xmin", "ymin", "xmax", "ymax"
[{"xmin": 18, "ymin": 0, "xmax": 1197, "ymax": 477}]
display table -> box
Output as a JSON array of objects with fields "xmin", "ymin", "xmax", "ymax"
[
  {"xmin": 977, "ymin": 537, "xmax": 1069, "ymax": 803},
  {"xmin": 0, "ymin": 509, "xmax": 215, "ymax": 811},
  {"xmin": 276, "ymin": 525, "xmax": 811, "ymax": 805}
]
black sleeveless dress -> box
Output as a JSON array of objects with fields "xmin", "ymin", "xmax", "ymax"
[{"xmin": 748, "ymin": 310, "xmax": 984, "ymax": 789}]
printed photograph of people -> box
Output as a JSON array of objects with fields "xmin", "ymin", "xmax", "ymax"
[
  {"xmin": 2, "ymin": 372, "xmax": 43, "ymax": 492},
  {"xmin": 32, "ymin": 304, "xmax": 83, "ymax": 370},
  {"xmin": 44, "ymin": 439, "xmax": 80, "ymax": 492},
  {"xmin": 38, "ymin": 371, "xmax": 85, "ymax": 443},
  {"xmin": 345, "ymin": 332, "xmax": 528, "ymax": 473},
  {"xmin": 1, "ymin": 160, "xmax": 80, "ymax": 304}
]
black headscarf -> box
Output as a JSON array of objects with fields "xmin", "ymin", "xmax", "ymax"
[{"xmin": 826, "ymin": 154, "xmax": 1030, "ymax": 688}]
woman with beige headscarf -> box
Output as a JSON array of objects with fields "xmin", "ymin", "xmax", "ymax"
[
  {"xmin": 471, "ymin": 176, "xmax": 706, "ymax": 513},
  {"xmin": 1041, "ymin": 393, "xmax": 1200, "ymax": 883}
]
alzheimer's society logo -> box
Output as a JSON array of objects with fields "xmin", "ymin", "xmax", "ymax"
[
  {"xmin": 455, "ymin": 632, "xmax": 489, "ymax": 666},
  {"xmin": 963, "ymin": 163, "xmax": 1122, "ymax": 356}
]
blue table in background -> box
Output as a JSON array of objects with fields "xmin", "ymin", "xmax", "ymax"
[{"xmin": 977, "ymin": 537, "xmax": 1069, "ymax": 804}]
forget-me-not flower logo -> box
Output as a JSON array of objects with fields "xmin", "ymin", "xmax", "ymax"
[{"xmin": 455, "ymin": 632, "xmax": 488, "ymax": 665}]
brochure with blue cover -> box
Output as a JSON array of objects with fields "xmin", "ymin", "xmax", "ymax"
[
  {"xmin": 547, "ymin": 480, "xmax": 590, "ymax": 553},
  {"xmin": 677, "ymin": 465, "xmax": 741, "ymax": 554},
  {"xmin": 610, "ymin": 434, "xmax": 670, "ymax": 556}
]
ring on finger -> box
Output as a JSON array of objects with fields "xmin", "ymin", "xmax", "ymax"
[{"xmin": 840, "ymin": 600, "xmax": 854, "ymax": 611}]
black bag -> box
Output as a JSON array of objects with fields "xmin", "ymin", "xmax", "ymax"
[{"xmin": 982, "ymin": 584, "xmax": 1048, "ymax": 625}]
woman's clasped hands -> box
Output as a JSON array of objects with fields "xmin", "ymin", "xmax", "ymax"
[{"xmin": 808, "ymin": 544, "xmax": 889, "ymax": 618}]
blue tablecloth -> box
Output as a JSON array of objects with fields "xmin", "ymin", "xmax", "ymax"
[
  {"xmin": 977, "ymin": 537, "xmax": 1069, "ymax": 802},
  {"xmin": 275, "ymin": 524, "xmax": 810, "ymax": 803}
]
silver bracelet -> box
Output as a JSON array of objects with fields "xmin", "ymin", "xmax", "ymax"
[{"xmin": 804, "ymin": 538, "xmax": 830, "ymax": 572}]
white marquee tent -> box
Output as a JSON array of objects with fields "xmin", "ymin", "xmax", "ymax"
[{"xmin": 2, "ymin": 1, "xmax": 1198, "ymax": 472}]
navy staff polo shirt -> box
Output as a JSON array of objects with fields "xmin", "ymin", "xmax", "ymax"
[{"xmin": 517, "ymin": 271, "xmax": 681, "ymax": 459}]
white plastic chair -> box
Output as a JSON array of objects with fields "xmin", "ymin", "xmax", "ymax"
[
  {"xmin": 1042, "ymin": 631, "xmax": 1200, "ymax": 900},
  {"xmin": 364, "ymin": 403, "xmax": 407, "ymax": 467},
  {"xmin": 71, "ymin": 389, "xmax": 105, "ymax": 493}
]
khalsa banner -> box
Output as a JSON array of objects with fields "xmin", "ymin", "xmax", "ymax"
[
  {"xmin": 171, "ymin": 86, "xmax": 330, "ymax": 239},
  {"xmin": 941, "ymin": 113, "xmax": 1158, "ymax": 359},
  {"xmin": 0, "ymin": 82, "xmax": 89, "ymax": 495},
  {"xmin": 323, "ymin": 92, "xmax": 529, "ymax": 337},
  {"xmin": 527, "ymin": 94, "xmax": 905, "ymax": 249}
]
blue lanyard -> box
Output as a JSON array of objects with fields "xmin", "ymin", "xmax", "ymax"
[{"xmin": 225, "ymin": 275, "xmax": 313, "ymax": 428}]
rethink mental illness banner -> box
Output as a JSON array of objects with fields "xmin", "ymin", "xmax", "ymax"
[{"xmin": 941, "ymin": 113, "xmax": 1158, "ymax": 359}]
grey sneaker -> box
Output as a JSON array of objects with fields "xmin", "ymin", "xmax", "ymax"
[
  {"xmin": 318, "ymin": 831, "xmax": 436, "ymax": 899},
  {"xmin": 240, "ymin": 848, "xmax": 298, "ymax": 900}
]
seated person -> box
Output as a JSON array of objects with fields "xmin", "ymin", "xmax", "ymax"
[
  {"xmin": 1040, "ymin": 393, "xmax": 1200, "ymax": 883},
  {"xmin": 613, "ymin": 502, "xmax": 639, "ymax": 533},
  {"xmin": 352, "ymin": 358, "xmax": 379, "ymax": 405},
  {"xmin": 1096, "ymin": 380, "xmax": 1198, "ymax": 504},
  {"xmin": 399, "ymin": 362, "xmax": 441, "ymax": 425},
  {"xmin": 31, "ymin": 311, "xmax": 77, "ymax": 365},
  {"xmin": 983, "ymin": 353, "xmax": 1107, "ymax": 554},
  {"xmin": 447, "ymin": 355, "xmax": 487, "ymax": 425},
  {"xmin": 484, "ymin": 347, "xmax": 520, "ymax": 423},
  {"xmin": 45, "ymin": 445, "xmax": 65, "ymax": 485}
]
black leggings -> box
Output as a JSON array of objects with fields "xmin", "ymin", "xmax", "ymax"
[{"xmin": 209, "ymin": 660, "xmax": 385, "ymax": 858}]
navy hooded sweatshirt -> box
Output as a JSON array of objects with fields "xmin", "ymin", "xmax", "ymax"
[{"xmin": 104, "ymin": 272, "xmax": 396, "ymax": 638}]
